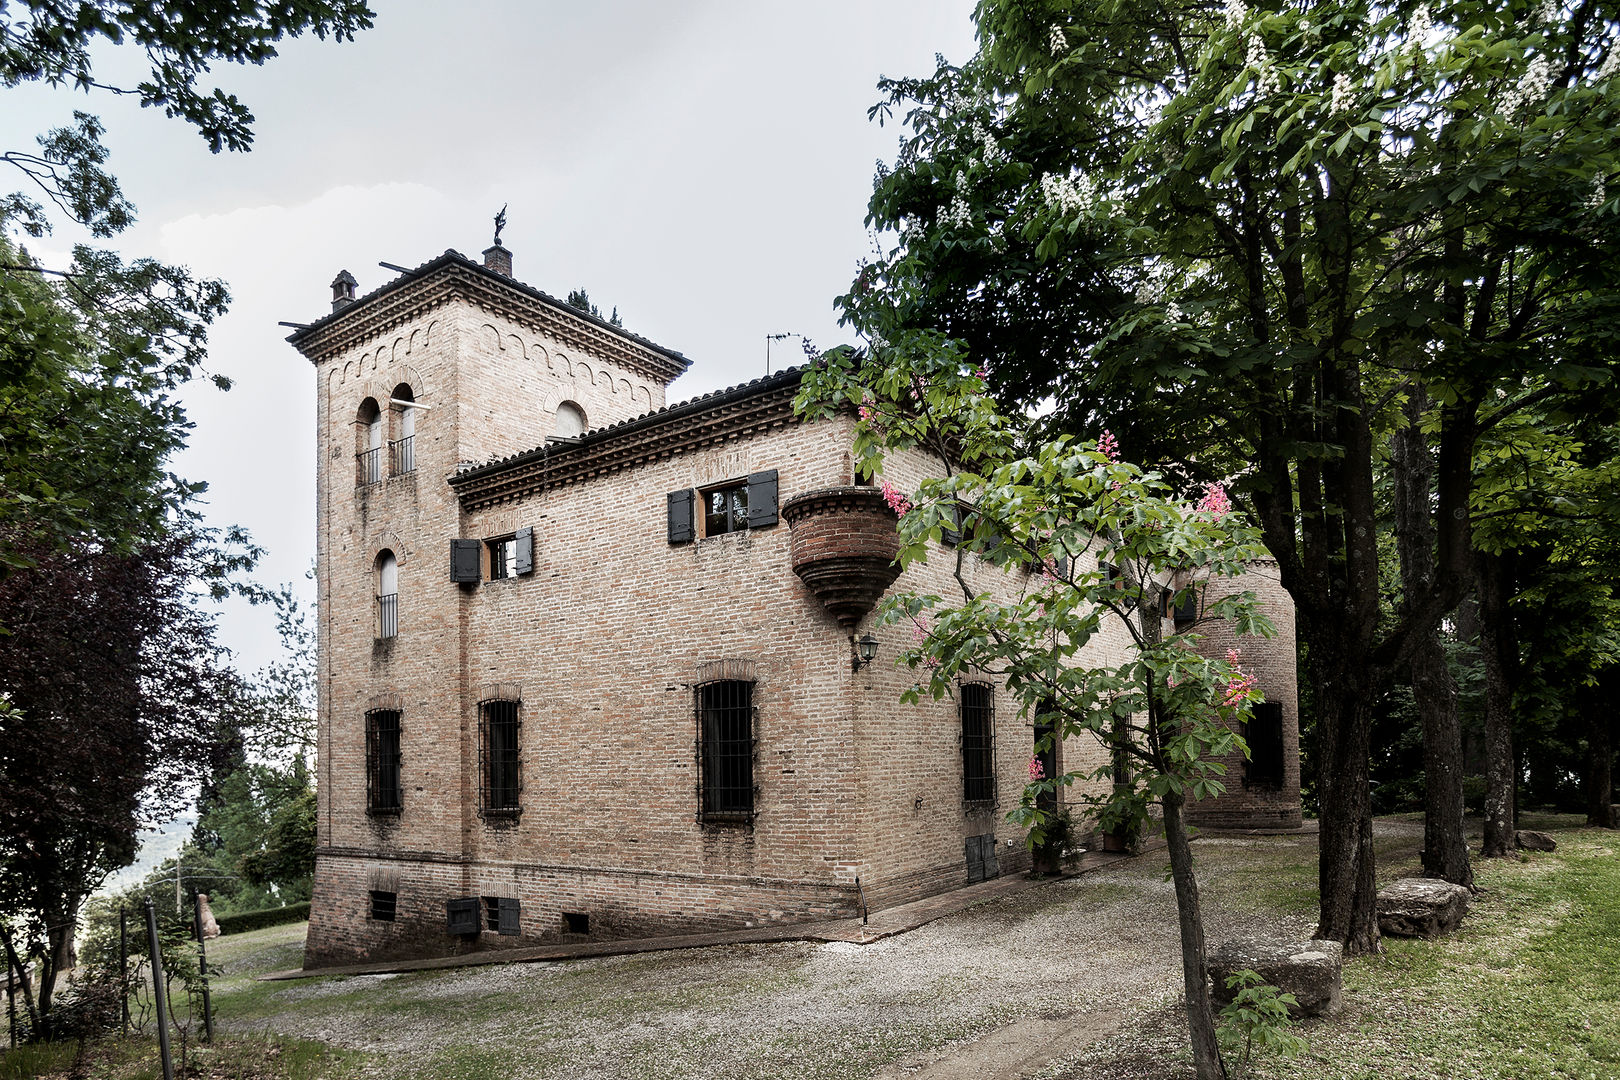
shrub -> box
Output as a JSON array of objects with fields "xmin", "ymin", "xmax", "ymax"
[{"xmin": 214, "ymin": 902, "xmax": 310, "ymax": 935}]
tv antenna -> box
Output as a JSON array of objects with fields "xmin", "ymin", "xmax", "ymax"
[{"xmin": 766, "ymin": 332, "xmax": 802, "ymax": 376}]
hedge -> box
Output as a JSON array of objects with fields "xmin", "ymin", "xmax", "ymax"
[{"xmin": 214, "ymin": 902, "xmax": 310, "ymax": 935}]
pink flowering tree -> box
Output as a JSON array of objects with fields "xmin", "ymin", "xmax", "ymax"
[{"xmin": 798, "ymin": 341, "xmax": 1273, "ymax": 1080}]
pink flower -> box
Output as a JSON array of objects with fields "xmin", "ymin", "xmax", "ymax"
[
  {"xmin": 1028, "ymin": 756, "xmax": 1046, "ymax": 782},
  {"xmin": 974, "ymin": 368, "xmax": 987, "ymax": 381},
  {"xmin": 881, "ymin": 480, "xmax": 912, "ymax": 516},
  {"xmin": 1198, "ymin": 482, "xmax": 1231, "ymax": 519},
  {"xmin": 1097, "ymin": 429, "xmax": 1119, "ymax": 462}
]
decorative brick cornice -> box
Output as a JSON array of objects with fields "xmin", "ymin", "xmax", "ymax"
[
  {"xmin": 450, "ymin": 368, "xmax": 808, "ymax": 511},
  {"xmin": 286, "ymin": 250, "xmax": 691, "ymax": 386}
]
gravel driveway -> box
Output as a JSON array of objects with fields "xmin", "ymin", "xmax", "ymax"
[{"xmin": 222, "ymin": 833, "xmax": 1329, "ymax": 1080}]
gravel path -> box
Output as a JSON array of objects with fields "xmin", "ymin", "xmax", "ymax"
[{"xmin": 221, "ymin": 834, "xmax": 1328, "ymax": 1080}]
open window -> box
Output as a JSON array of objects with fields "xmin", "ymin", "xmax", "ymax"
[
  {"xmin": 376, "ymin": 550, "xmax": 398, "ymax": 639},
  {"xmin": 1243, "ymin": 701, "xmax": 1286, "ymax": 789},
  {"xmin": 667, "ymin": 470, "xmax": 778, "ymax": 544},
  {"xmin": 356, "ymin": 398, "xmax": 383, "ymax": 486},
  {"xmin": 390, "ymin": 384, "xmax": 417, "ymax": 475}
]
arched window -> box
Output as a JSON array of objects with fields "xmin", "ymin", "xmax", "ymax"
[
  {"xmin": 357, "ymin": 398, "xmax": 383, "ymax": 485},
  {"xmin": 390, "ymin": 384, "xmax": 416, "ymax": 475},
  {"xmin": 376, "ymin": 550, "xmax": 398, "ymax": 639},
  {"xmin": 554, "ymin": 400, "xmax": 586, "ymax": 440}
]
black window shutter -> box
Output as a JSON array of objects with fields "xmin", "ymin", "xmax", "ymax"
[
  {"xmin": 497, "ymin": 897, "xmax": 521, "ymax": 936},
  {"xmin": 965, "ymin": 836, "xmax": 985, "ymax": 884},
  {"xmin": 450, "ymin": 539, "xmax": 482, "ymax": 583},
  {"xmin": 446, "ymin": 896, "xmax": 479, "ymax": 935},
  {"xmin": 746, "ymin": 470, "xmax": 779, "ymax": 529},
  {"xmin": 667, "ymin": 489, "xmax": 695, "ymax": 544},
  {"xmin": 1053, "ymin": 552, "xmax": 1071, "ymax": 578},
  {"xmin": 514, "ymin": 526, "xmax": 534, "ymax": 576},
  {"xmin": 941, "ymin": 502, "xmax": 962, "ymax": 546}
]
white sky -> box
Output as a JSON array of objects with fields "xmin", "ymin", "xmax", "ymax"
[{"xmin": 3, "ymin": 1, "xmax": 979, "ymax": 674}]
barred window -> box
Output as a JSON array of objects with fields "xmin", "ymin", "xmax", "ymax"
[
  {"xmin": 697, "ymin": 680, "xmax": 754, "ymax": 821},
  {"xmin": 961, "ymin": 683, "xmax": 995, "ymax": 804},
  {"xmin": 366, "ymin": 709, "xmax": 402, "ymax": 814},
  {"xmin": 479, "ymin": 699, "xmax": 521, "ymax": 814},
  {"xmin": 369, "ymin": 890, "xmax": 397, "ymax": 921}
]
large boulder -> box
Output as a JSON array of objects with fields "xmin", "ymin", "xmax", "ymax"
[
  {"xmin": 1377, "ymin": 877, "xmax": 1469, "ymax": 939},
  {"xmin": 1207, "ymin": 938, "xmax": 1343, "ymax": 1018},
  {"xmin": 1515, "ymin": 829, "xmax": 1558, "ymax": 852}
]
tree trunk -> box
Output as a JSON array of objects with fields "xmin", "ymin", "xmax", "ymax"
[
  {"xmin": 1391, "ymin": 385, "xmax": 1473, "ymax": 889},
  {"xmin": 0, "ymin": 927, "xmax": 37, "ymax": 1036},
  {"xmin": 1476, "ymin": 550, "xmax": 1517, "ymax": 857},
  {"xmin": 1584, "ymin": 669, "xmax": 1616, "ymax": 828},
  {"xmin": 1311, "ymin": 666, "xmax": 1381, "ymax": 954},
  {"xmin": 1163, "ymin": 788, "xmax": 1227, "ymax": 1080},
  {"xmin": 1412, "ymin": 631, "xmax": 1474, "ymax": 887}
]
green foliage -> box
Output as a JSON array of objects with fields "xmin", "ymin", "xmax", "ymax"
[
  {"xmin": 798, "ymin": 343, "xmax": 1273, "ymax": 847},
  {"xmin": 564, "ymin": 287, "xmax": 624, "ymax": 327},
  {"xmin": 1217, "ymin": 969, "xmax": 1307, "ymax": 1076}
]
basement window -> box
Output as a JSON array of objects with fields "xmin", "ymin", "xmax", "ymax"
[
  {"xmin": 562, "ymin": 912, "xmax": 590, "ymax": 935},
  {"xmin": 369, "ymin": 890, "xmax": 397, "ymax": 922},
  {"xmin": 481, "ymin": 896, "xmax": 520, "ymax": 935}
]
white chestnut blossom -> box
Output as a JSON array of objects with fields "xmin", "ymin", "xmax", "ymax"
[
  {"xmin": 942, "ymin": 195, "xmax": 974, "ymax": 230},
  {"xmin": 1538, "ymin": 0, "xmax": 1560, "ymax": 22},
  {"xmin": 1588, "ymin": 175, "xmax": 1607, "ymax": 210},
  {"xmin": 1599, "ymin": 47, "xmax": 1619, "ymax": 81},
  {"xmin": 1502, "ymin": 54, "xmax": 1555, "ymax": 116},
  {"xmin": 1330, "ymin": 70, "xmax": 1355, "ymax": 113},
  {"xmin": 1409, "ymin": 4, "xmax": 1434, "ymax": 48},
  {"xmin": 1164, "ymin": 301, "xmax": 1184, "ymax": 323},
  {"xmin": 1040, "ymin": 172, "xmax": 1097, "ymax": 218},
  {"xmin": 1050, "ymin": 25, "xmax": 1066, "ymax": 55},
  {"xmin": 1224, "ymin": 0, "xmax": 1248, "ymax": 31}
]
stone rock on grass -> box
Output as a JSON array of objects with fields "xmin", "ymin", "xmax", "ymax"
[
  {"xmin": 1515, "ymin": 829, "xmax": 1558, "ymax": 852},
  {"xmin": 1208, "ymin": 937, "xmax": 1343, "ymax": 1018},
  {"xmin": 1377, "ymin": 877, "xmax": 1469, "ymax": 939}
]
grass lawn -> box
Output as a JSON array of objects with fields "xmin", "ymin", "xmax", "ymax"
[{"xmin": 3, "ymin": 814, "xmax": 1615, "ymax": 1079}]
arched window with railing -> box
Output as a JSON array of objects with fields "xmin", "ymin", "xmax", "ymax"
[
  {"xmin": 376, "ymin": 550, "xmax": 398, "ymax": 639},
  {"xmin": 390, "ymin": 384, "xmax": 417, "ymax": 475},
  {"xmin": 357, "ymin": 398, "xmax": 383, "ymax": 486}
]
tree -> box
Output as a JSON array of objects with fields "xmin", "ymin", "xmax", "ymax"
[
  {"xmin": 564, "ymin": 287, "xmax": 623, "ymax": 327},
  {"xmin": 799, "ymin": 346, "xmax": 1273, "ymax": 1080},
  {"xmin": 0, "ymin": 529, "xmax": 247, "ymax": 1030},
  {"xmin": 1, "ymin": 1, "xmax": 375, "ymax": 569},
  {"xmin": 842, "ymin": 1, "xmax": 1620, "ymax": 951}
]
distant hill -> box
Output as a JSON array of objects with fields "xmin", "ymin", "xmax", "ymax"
[{"xmin": 97, "ymin": 812, "xmax": 196, "ymax": 895}]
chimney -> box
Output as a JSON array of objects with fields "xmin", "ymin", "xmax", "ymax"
[
  {"xmin": 330, "ymin": 270, "xmax": 358, "ymax": 313},
  {"xmin": 482, "ymin": 242, "xmax": 513, "ymax": 277}
]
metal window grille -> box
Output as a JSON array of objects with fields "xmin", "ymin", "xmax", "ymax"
[
  {"xmin": 365, "ymin": 709, "xmax": 402, "ymax": 814},
  {"xmin": 390, "ymin": 435, "xmax": 415, "ymax": 475},
  {"xmin": 357, "ymin": 446, "xmax": 382, "ymax": 486},
  {"xmin": 376, "ymin": 592, "xmax": 398, "ymax": 639},
  {"xmin": 479, "ymin": 699, "xmax": 521, "ymax": 814},
  {"xmin": 369, "ymin": 890, "xmax": 397, "ymax": 921},
  {"xmin": 697, "ymin": 680, "xmax": 754, "ymax": 820},
  {"xmin": 961, "ymin": 683, "xmax": 996, "ymax": 803}
]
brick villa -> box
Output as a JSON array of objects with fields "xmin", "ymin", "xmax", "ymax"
[{"xmin": 288, "ymin": 239, "xmax": 1301, "ymax": 968}]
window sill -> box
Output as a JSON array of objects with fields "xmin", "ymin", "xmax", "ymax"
[
  {"xmin": 698, "ymin": 813, "xmax": 755, "ymax": 829},
  {"xmin": 366, "ymin": 807, "xmax": 402, "ymax": 818}
]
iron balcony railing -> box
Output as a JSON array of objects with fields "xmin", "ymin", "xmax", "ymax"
[
  {"xmin": 377, "ymin": 592, "xmax": 398, "ymax": 639},
  {"xmin": 357, "ymin": 446, "xmax": 383, "ymax": 486},
  {"xmin": 390, "ymin": 435, "xmax": 415, "ymax": 475}
]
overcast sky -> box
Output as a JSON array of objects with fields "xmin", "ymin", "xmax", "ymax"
[{"xmin": 4, "ymin": 1, "xmax": 980, "ymax": 674}]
